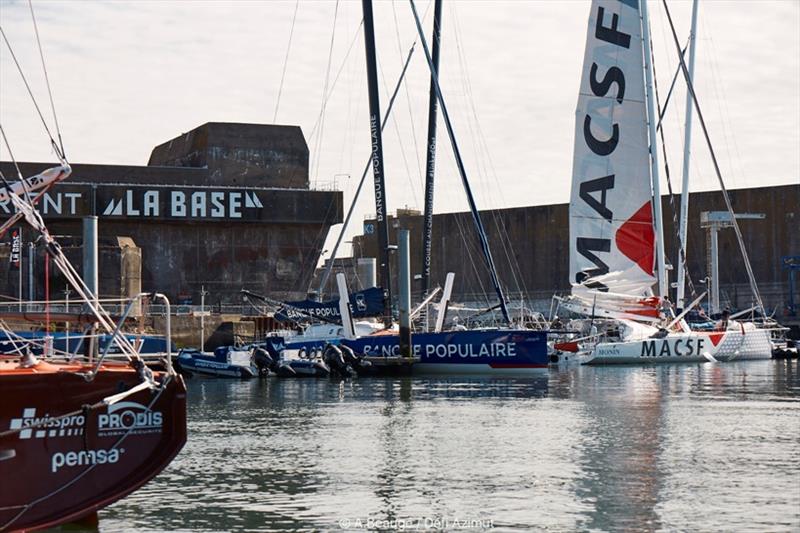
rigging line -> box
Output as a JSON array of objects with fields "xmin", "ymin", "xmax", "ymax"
[
  {"xmin": 305, "ymin": 18, "xmax": 363, "ymax": 147},
  {"xmin": 273, "ymin": 0, "xmax": 300, "ymax": 124},
  {"xmin": 449, "ymin": 7, "xmax": 527, "ymax": 299},
  {"xmin": 450, "ymin": 210, "xmax": 491, "ymax": 309},
  {"xmin": 409, "ymin": 0, "xmax": 511, "ymax": 324},
  {"xmin": 0, "ymin": 25, "xmax": 63, "ymax": 161},
  {"xmin": 317, "ymin": 43, "xmax": 417, "ymax": 295},
  {"xmin": 445, "ymin": 187, "xmax": 491, "ymax": 306},
  {"xmin": 655, "ymin": 40, "xmax": 689, "ymax": 132},
  {"xmin": 302, "ymin": 194, "xmax": 338, "ymax": 294},
  {"xmin": 704, "ymin": 18, "xmax": 747, "ymax": 190},
  {"xmin": 391, "ymin": 0, "xmax": 424, "ymax": 189},
  {"xmin": 380, "ymin": 67, "xmax": 420, "ymax": 210},
  {"xmin": 661, "ymin": 0, "xmax": 765, "ymax": 317},
  {"xmin": 28, "ymin": 0, "xmax": 65, "ymax": 159},
  {"xmin": 0, "ymin": 123, "xmax": 35, "ymax": 206},
  {"xmin": 312, "ymin": 0, "xmax": 340, "ymax": 183},
  {"xmin": 649, "ymin": 26, "xmax": 698, "ymax": 304}
]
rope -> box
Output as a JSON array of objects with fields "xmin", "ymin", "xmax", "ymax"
[
  {"xmin": 0, "ymin": 26, "xmax": 64, "ymax": 161},
  {"xmin": 449, "ymin": 6, "xmax": 528, "ymax": 303},
  {"xmin": 311, "ymin": 0, "xmax": 340, "ymax": 184},
  {"xmin": 391, "ymin": 0, "xmax": 424, "ymax": 191},
  {"xmin": 304, "ymin": 20, "xmax": 364, "ymax": 145},
  {"xmin": 28, "ymin": 0, "xmax": 65, "ymax": 159},
  {"xmin": 648, "ymin": 30, "xmax": 698, "ymax": 305},
  {"xmin": 0, "ymin": 124, "xmax": 35, "ymax": 206},
  {"xmin": 661, "ymin": 0, "xmax": 766, "ymax": 318},
  {"xmin": 273, "ymin": 0, "xmax": 300, "ymax": 124}
]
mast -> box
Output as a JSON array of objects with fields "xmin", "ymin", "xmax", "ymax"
[
  {"xmin": 317, "ymin": 44, "xmax": 416, "ymax": 297},
  {"xmin": 409, "ymin": 0, "xmax": 511, "ymax": 324},
  {"xmin": 661, "ymin": 0, "xmax": 765, "ymax": 317},
  {"xmin": 675, "ymin": 0, "xmax": 699, "ymax": 309},
  {"xmin": 362, "ymin": 0, "xmax": 393, "ymax": 325},
  {"xmin": 640, "ymin": 0, "xmax": 669, "ymax": 299},
  {"xmin": 420, "ymin": 0, "xmax": 443, "ymax": 296}
]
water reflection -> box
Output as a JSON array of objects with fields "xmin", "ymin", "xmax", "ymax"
[{"xmin": 99, "ymin": 361, "xmax": 800, "ymax": 532}]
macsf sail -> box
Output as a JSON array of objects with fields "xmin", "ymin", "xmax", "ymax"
[{"xmin": 568, "ymin": 0, "xmax": 660, "ymax": 321}]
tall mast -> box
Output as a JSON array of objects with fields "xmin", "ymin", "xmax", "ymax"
[
  {"xmin": 362, "ymin": 0, "xmax": 393, "ymax": 324},
  {"xmin": 675, "ymin": 0, "xmax": 699, "ymax": 308},
  {"xmin": 640, "ymin": 0, "xmax": 668, "ymax": 298},
  {"xmin": 420, "ymin": 0, "xmax": 443, "ymax": 296},
  {"xmin": 409, "ymin": 0, "xmax": 511, "ymax": 324}
]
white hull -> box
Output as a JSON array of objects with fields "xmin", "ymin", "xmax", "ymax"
[{"xmin": 584, "ymin": 326, "xmax": 772, "ymax": 365}]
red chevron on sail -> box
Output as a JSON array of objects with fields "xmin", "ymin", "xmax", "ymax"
[{"xmin": 615, "ymin": 201, "xmax": 655, "ymax": 276}]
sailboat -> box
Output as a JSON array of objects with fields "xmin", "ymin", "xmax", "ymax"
[
  {"xmin": 328, "ymin": 0, "xmax": 550, "ymax": 374},
  {"xmin": 0, "ymin": 10, "xmax": 187, "ymax": 529},
  {"xmin": 561, "ymin": 0, "xmax": 774, "ymax": 364}
]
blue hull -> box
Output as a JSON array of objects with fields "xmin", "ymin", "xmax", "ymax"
[{"xmin": 342, "ymin": 329, "xmax": 549, "ymax": 373}]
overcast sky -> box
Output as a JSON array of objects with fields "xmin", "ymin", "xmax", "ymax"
[{"xmin": 1, "ymin": 0, "xmax": 798, "ymax": 258}]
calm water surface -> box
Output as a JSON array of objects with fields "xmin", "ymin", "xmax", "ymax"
[{"xmin": 101, "ymin": 360, "xmax": 800, "ymax": 532}]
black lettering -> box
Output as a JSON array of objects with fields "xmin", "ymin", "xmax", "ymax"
[
  {"xmin": 697, "ymin": 337, "xmax": 705, "ymax": 353},
  {"xmin": 590, "ymin": 63, "xmax": 626, "ymax": 103},
  {"xmin": 583, "ymin": 115, "xmax": 619, "ymax": 156},
  {"xmin": 642, "ymin": 341, "xmax": 656, "ymax": 357},
  {"xmin": 579, "ymin": 175, "xmax": 615, "ymax": 222},
  {"xmin": 576, "ymin": 238, "xmax": 610, "ymax": 290},
  {"xmin": 659, "ymin": 342, "xmax": 672, "ymax": 357},
  {"xmin": 595, "ymin": 6, "xmax": 632, "ymax": 49}
]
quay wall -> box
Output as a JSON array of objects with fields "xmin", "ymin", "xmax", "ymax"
[{"xmin": 349, "ymin": 184, "xmax": 800, "ymax": 316}]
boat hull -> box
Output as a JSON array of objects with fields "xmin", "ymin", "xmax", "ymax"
[
  {"xmin": 0, "ymin": 359, "xmax": 187, "ymax": 531},
  {"xmin": 584, "ymin": 327, "xmax": 773, "ymax": 365},
  {"xmin": 176, "ymin": 356, "xmax": 258, "ymax": 378},
  {"xmin": 343, "ymin": 329, "xmax": 549, "ymax": 374}
]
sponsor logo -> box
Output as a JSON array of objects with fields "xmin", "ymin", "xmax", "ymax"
[
  {"xmin": 97, "ymin": 401, "xmax": 163, "ymax": 437},
  {"xmin": 51, "ymin": 447, "xmax": 125, "ymax": 473},
  {"xmin": 9, "ymin": 401, "xmax": 163, "ymax": 440},
  {"xmin": 640, "ymin": 337, "xmax": 707, "ymax": 358},
  {"xmin": 357, "ymin": 342, "xmax": 517, "ymax": 359},
  {"xmin": 9, "ymin": 408, "xmax": 85, "ymax": 440}
]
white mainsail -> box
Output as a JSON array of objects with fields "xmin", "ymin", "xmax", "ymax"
[{"xmin": 569, "ymin": 0, "xmax": 658, "ymax": 317}]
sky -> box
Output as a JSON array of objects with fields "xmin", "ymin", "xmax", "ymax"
[{"xmin": 1, "ymin": 0, "xmax": 798, "ymax": 260}]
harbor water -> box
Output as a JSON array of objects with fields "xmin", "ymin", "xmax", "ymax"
[{"xmin": 101, "ymin": 360, "xmax": 799, "ymax": 532}]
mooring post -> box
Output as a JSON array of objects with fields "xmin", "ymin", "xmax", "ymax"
[{"xmin": 398, "ymin": 230, "xmax": 412, "ymax": 358}]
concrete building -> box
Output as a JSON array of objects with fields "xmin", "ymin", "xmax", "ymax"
[
  {"xmin": 1, "ymin": 122, "xmax": 343, "ymax": 305},
  {"xmin": 348, "ymin": 184, "xmax": 799, "ymax": 318}
]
